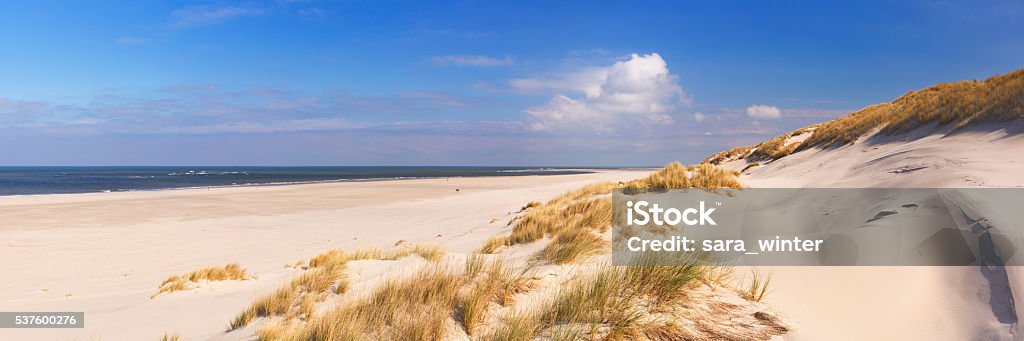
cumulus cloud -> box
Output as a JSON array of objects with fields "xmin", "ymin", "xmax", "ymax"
[
  {"xmin": 746, "ymin": 105, "xmax": 781, "ymax": 119},
  {"xmin": 517, "ymin": 53, "xmax": 688, "ymax": 132},
  {"xmin": 432, "ymin": 55, "xmax": 514, "ymax": 67},
  {"xmin": 694, "ymin": 112, "xmax": 706, "ymax": 122},
  {"xmin": 169, "ymin": 5, "xmax": 266, "ymax": 27}
]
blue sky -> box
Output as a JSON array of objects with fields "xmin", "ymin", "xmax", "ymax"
[{"xmin": 1, "ymin": 1, "xmax": 1022, "ymax": 166}]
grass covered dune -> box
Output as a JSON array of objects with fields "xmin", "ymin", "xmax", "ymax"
[{"xmin": 210, "ymin": 162, "xmax": 788, "ymax": 340}]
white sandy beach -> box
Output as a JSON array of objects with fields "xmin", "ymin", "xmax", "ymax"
[
  {"xmin": 0, "ymin": 170, "xmax": 649, "ymax": 340},
  {"xmin": 4, "ymin": 125, "xmax": 1024, "ymax": 341}
]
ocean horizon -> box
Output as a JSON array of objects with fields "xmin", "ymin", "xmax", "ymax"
[{"xmin": 0, "ymin": 166, "xmax": 615, "ymax": 196}]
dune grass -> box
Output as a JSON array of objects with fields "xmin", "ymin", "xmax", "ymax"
[
  {"xmin": 481, "ymin": 311, "xmax": 545, "ymax": 341},
  {"xmin": 744, "ymin": 268, "xmax": 772, "ymax": 302},
  {"xmin": 253, "ymin": 263, "xmax": 464, "ymax": 340},
  {"xmin": 248, "ymin": 255, "xmax": 537, "ymax": 340},
  {"xmin": 623, "ymin": 162, "xmax": 742, "ymax": 194},
  {"xmin": 542, "ymin": 228, "xmax": 607, "ymax": 264},
  {"xmin": 479, "ymin": 183, "xmax": 617, "ymax": 254},
  {"xmin": 459, "ymin": 256, "xmax": 538, "ymax": 337},
  {"xmin": 483, "ymin": 252, "xmax": 721, "ymax": 340},
  {"xmin": 482, "ymin": 162, "xmax": 742, "ymax": 264},
  {"xmin": 229, "ymin": 244, "xmax": 446, "ymax": 330},
  {"xmin": 151, "ymin": 263, "xmax": 250, "ymax": 298},
  {"xmin": 706, "ymin": 68, "xmax": 1024, "ymax": 165},
  {"xmin": 159, "ymin": 332, "xmax": 181, "ymax": 341},
  {"xmin": 520, "ymin": 200, "xmax": 542, "ymax": 211}
]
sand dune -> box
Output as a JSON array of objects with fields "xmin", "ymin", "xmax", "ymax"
[{"xmin": 718, "ymin": 120, "xmax": 1024, "ymax": 340}]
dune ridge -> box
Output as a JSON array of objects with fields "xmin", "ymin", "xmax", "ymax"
[{"xmin": 706, "ymin": 68, "xmax": 1024, "ymax": 165}]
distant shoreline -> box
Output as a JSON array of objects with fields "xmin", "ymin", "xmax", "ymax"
[{"xmin": 0, "ymin": 167, "xmax": 657, "ymax": 198}]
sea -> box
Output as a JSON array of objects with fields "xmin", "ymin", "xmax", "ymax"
[{"xmin": 0, "ymin": 166, "xmax": 597, "ymax": 196}]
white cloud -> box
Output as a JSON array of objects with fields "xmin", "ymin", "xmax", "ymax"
[
  {"xmin": 169, "ymin": 5, "xmax": 266, "ymax": 27},
  {"xmin": 518, "ymin": 53, "xmax": 688, "ymax": 132},
  {"xmin": 432, "ymin": 55, "xmax": 514, "ymax": 67},
  {"xmin": 746, "ymin": 105, "xmax": 782, "ymax": 119},
  {"xmin": 694, "ymin": 112, "xmax": 706, "ymax": 122}
]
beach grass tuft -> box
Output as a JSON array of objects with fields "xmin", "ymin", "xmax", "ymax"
[
  {"xmin": 542, "ymin": 228, "xmax": 607, "ymax": 264},
  {"xmin": 151, "ymin": 263, "xmax": 250, "ymax": 298},
  {"xmin": 744, "ymin": 268, "xmax": 772, "ymax": 302},
  {"xmin": 229, "ymin": 244, "xmax": 446, "ymax": 330},
  {"xmin": 159, "ymin": 332, "xmax": 181, "ymax": 341}
]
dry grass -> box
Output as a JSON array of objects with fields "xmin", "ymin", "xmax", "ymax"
[
  {"xmin": 479, "ymin": 183, "xmax": 616, "ymax": 254},
  {"xmin": 623, "ymin": 162, "xmax": 742, "ymax": 194},
  {"xmin": 482, "ymin": 162, "xmax": 741, "ymax": 263},
  {"xmin": 702, "ymin": 145, "xmax": 755, "ymax": 165},
  {"xmin": 706, "ymin": 68, "xmax": 1024, "ymax": 164},
  {"xmin": 521, "ymin": 200, "xmax": 542, "ymax": 211},
  {"xmin": 542, "ymin": 228, "xmax": 607, "ymax": 264},
  {"xmin": 459, "ymin": 256, "xmax": 539, "ymax": 337},
  {"xmin": 247, "ymin": 255, "xmax": 538, "ymax": 340},
  {"xmin": 744, "ymin": 268, "xmax": 772, "ymax": 302},
  {"xmin": 481, "ymin": 311, "xmax": 545, "ymax": 341},
  {"xmin": 538, "ymin": 253, "xmax": 717, "ymax": 340},
  {"xmin": 159, "ymin": 332, "xmax": 181, "ymax": 341},
  {"xmin": 254, "ymin": 263, "xmax": 463, "ymax": 340},
  {"xmin": 230, "ymin": 244, "xmax": 446, "ymax": 330},
  {"xmin": 151, "ymin": 263, "xmax": 250, "ymax": 298}
]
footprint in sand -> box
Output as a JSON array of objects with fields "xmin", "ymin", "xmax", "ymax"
[
  {"xmin": 865, "ymin": 210, "xmax": 899, "ymax": 223},
  {"xmin": 864, "ymin": 202, "xmax": 923, "ymax": 224}
]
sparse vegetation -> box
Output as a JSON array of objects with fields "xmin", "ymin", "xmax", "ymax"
[
  {"xmin": 520, "ymin": 200, "xmax": 542, "ymax": 211},
  {"xmin": 520, "ymin": 252, "xmax": 721, "ymax": 340},
  {"xmin": 241, "ymin": 254, "xmax": 539, "ymax": 340},
  {"xmin": 151, "ymin": 263, "xmax": 250, "ymax": 298},
  {"xmin": 249, "ymin": 262, "xmax": 463, "ymax": 340},
  {"xmin": 229, "ymin": 244, "xmax": 446, "ymax": 330},
  {"xmin": 482, "ymin": 162, "xmax": 742, "ymax": 262},
  {"xmin": 542, "ymin": 228, "xmax": 607, "ymax": 264},
  {"xmin": 624, "ymin": 162, "xmax": 743, "ymax": 194},
  {"xmin": 744, "ymin": 268, "xmax": 772, "ymax": 302},
  {"xmin": 482, "ymin": 311, "xmax": 545, "ymax": 341},
  {"xmin": 160, "ymin": 332, "xmax": 181, "ymax": 341},
  {"xmin": 479, "ymin": 182, "xmax": 616, "ymax": 254}
]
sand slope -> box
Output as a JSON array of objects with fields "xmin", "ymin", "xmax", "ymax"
[{"xmin": 723, "ymin": 121, "xmax": 1024, "ymax": 340}]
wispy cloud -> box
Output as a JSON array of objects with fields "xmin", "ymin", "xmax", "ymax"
[
  {"xmin": 169, "ymin": 5, "xmax": 266, "ymax": 27},
  {"xmin": 431, "ymin": 55, "xmax": 514, "ymax": 67}
]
